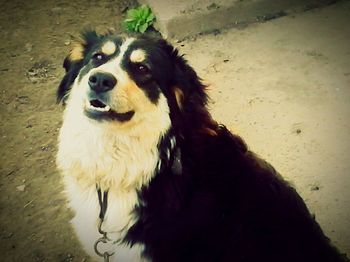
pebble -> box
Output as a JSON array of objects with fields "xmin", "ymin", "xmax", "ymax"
[
  {"xmin": 41, "ymin": 145, "xmax": 49, "ymax": 151},
  {"xmin": 64, "ymin": 40, "xmax": 71, "ymax": 46},
  {"xmin": 16, "ymin": 184, "xmax": 26, "ymax": 192},
  {"xmin": 311, "ymin": 185, "xmax": 320, "ymax": 191},
  {"xmin": 25, "ymin": 43, "xmax": 33, "ymax": 52},
  {"xmin": 2, "ymin": 232, "xmax": 13, "ymax": 239}
]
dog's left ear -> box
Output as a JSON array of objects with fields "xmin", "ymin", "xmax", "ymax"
[
  {"xmin": 158, "ymin": 39, "xmax": 208, "ymax": 111},
  {"xmin": 159, "ymin": 39, "xmax": 218, "ymax": 135}
]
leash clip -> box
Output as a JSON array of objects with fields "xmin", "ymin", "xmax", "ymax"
[{"xmin": 94, "ymin": 235, "xmax": 114, "ymax": 261}]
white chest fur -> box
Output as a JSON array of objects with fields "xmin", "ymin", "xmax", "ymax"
[
  {"xmin": 63, "ymin": 177, "xmax": 148, "ymax": 261},
  {"xmin": 57, "ymin": 97, "xmax": 170, "ymax": 261}
]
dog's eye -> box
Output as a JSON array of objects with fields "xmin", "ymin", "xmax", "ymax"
[
  {"xmin": 136, "ymin": 64, "xmax": 149, "ymax": 74},
  {"xmin": 92, "ymin": 53, "xmax": 105, "ymax": 61}
]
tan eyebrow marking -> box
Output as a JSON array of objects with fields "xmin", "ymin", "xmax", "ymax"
[
  {"xmin": 130, "ymin": 49, "xmax": 146, "ymax": 63},
  {"xmin": 101, "ymin": 41, "xmax": 117, "ymax": 55}
]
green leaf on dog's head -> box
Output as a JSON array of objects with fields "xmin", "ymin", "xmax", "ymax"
[
  {"xmin": 127, "ymin": 9, "xmax": 138, "ymax": 18},
  {"xmin": 139, "ymin": 23, "xmax": 148, "ymax": 33},
  {"xmin": 123, "ymin": 5, "xmax": 156, "ymax": 33},
  {"xmin": 146, "ymin": 13, "xmax": 155, "ymax": 23}
]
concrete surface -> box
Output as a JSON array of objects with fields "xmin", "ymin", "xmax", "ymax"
[
  {"xmin": 173, "ymin": 0, "xmax": 350, "ymax": 255},
  {"xmin": 141, "ymin": 0, "xmax": 339, "ymax": 39}
]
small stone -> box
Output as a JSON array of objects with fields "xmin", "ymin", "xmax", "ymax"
[
  {"xmin": 64, "ymin": 40, "xmax": 71, "ymax": 46},
  {"xmin": 207, "ymin": 3, "xmax": 220, "ymax": 10},
  {"xmin": 296, "ymin": 128, "xmax": 302, "ymax": 134},
  {"xmin": 41, "ymin": 145, "xmax": 49, "ymax": 151},
  {"xmin": 311, "ymin": 185, "xmax": 320, "ymax": 191},
  {"xmin": 16, "ymin": 184, "xmax": 26, "ymax": 192},
  {"xmin": 25, "ymin": 43, "xmax": 33, "ymax": 52},
  {"xmin": 2, "ymin": 232, "xmax": 13, "ymax": 239}
]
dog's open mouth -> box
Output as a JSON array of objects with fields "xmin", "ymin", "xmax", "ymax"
[{"xmin": 85, "ymin": 99, "xmax": 134, "ymax": 122}]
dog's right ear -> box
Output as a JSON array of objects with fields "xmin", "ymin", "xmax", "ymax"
[
  {"xmin": 56, "ymin": 30, "xmax": 101, "ymax": 104},
  {"xmin": 56, "ymin": 55, "xmax": 83, "ymax": 104}
]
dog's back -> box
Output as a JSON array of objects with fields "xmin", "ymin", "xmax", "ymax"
[{"xmin": 125, "ymin": 126, "xmax": 348, "ymax": 262}]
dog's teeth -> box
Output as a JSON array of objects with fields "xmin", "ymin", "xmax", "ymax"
[
  {"xmin": 92, "ymin": 105, "xmax": 110, "ymax": 112},
  {"xmin": 102, "ymin": 105, "xmax": 111, "ymax": 112},
  {"xmin": 87, "ymin": 101, "xmax": 111, "ymax": 112}
]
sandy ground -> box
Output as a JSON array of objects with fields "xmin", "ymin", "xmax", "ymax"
[
  {"xmin": 178, "ymin": 0, "xmax": 350, "ymax": 255},
  {"xmin": 0, "ymin": 0, "xmax": 349, "ymax": 261}
]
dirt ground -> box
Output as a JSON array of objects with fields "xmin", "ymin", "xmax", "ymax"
[
  {"xmin": 0, "ymin": 0, "xmax": 137, "ymax": 261},
  {"xmin": 0, "ymin": 0, "xmax": 349, "ymax": 261}
]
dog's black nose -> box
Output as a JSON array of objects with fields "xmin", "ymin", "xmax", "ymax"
[{"xmin": 88, "ymin": 72, "xmax": 117, "ymax": 93}]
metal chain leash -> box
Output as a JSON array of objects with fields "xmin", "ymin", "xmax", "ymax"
[{"xmin": 94, "ymin": 186, "xmax": 114, "ymax": 262}]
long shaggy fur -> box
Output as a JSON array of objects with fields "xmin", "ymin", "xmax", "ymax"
[{"xmin": 57, "ymin": 31, "xmax": 349, "ymax": 262}]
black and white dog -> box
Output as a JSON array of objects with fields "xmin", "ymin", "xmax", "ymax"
[{"xmin": 56, "ymin": 31, "xmax": 348, "ymax": 262}]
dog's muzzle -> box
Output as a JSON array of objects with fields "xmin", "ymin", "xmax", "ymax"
[{"xmin": 84, "ymin": 72, "xmax": 134, "ymax": 122}]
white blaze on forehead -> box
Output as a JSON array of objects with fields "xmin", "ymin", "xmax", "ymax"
[
  {"xmin": 119, "ymin": 38, "xmax": 135, "ymax": 59},
  {"xmin": 130, "ymin": 49, "xmax": 146, "ymax": 63},
  {"xmin": 101, "ymin": 41, "xmax": 117, "ymax": 56},
  {"xmin": 92, "ymin": 38, "xmax": 135, "ymax": 74}
]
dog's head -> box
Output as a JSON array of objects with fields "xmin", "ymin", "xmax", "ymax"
[{"xmin": 58, "ymin": 31, "xmax": 215, "ymax": 136}]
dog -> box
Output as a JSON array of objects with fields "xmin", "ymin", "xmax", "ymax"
[{"xmin": 56, "ymin": 30, "xmax": 349, "ymax": 262}]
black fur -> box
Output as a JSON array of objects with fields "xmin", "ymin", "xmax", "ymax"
[
  {"xmin": 127, "ymin": 127, "xmax": 349, "ymax": 262},
  {"xmin": 123, "ymin": 35, "xmax": 348, "ymax": 262},
  {"xmin": 58, "ymin": 31, "xmax": 349, "ymax": 262}
]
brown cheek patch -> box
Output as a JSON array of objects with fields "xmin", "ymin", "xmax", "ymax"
[
  {"xmin": 122, "ymin": 78, "xmax": 150, "ymax": 110},
  {"xmin": 69, "ymin": 42, "xmax": 85, "ymax": 61}
]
